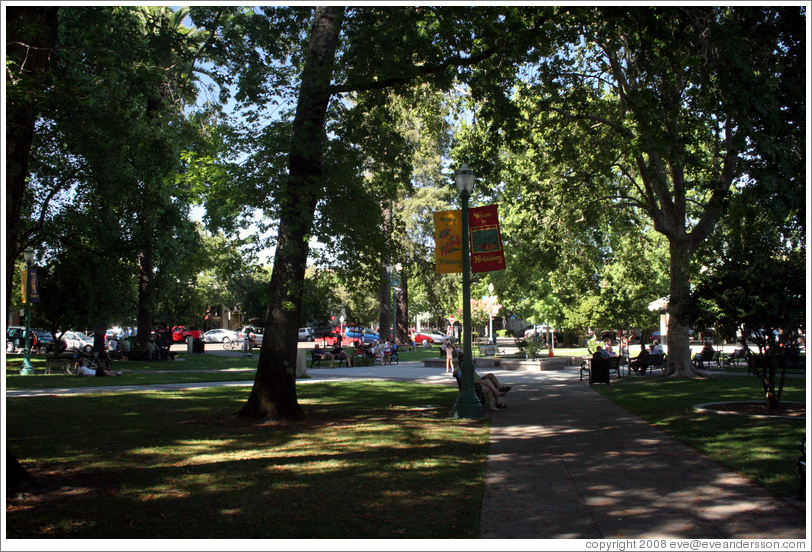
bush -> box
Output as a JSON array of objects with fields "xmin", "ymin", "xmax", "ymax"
[{"xmin": 496, "ymin": 329, "xmax": 512, "ymax": 337}]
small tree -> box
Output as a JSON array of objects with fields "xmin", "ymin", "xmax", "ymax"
[{"xmin": 684, "ymin": 246, "xmax": 804, "ymax": 409}]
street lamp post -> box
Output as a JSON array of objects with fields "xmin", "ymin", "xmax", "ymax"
[
  {"xmin": 453, "ymin": 163, "xmax": 484, "ymax": 419},
  {"xmin": 21, "ymin": 247, "xmax": 36, "ymax": 375},
  {"xmin": 488, "ymin": 282, "xmax": 496, "ymax": 345}
]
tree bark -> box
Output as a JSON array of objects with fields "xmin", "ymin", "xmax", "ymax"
[
  {"xmin": 134, "ymin": 243, "xmax": 154, "ymax": 352},
  {"xmin": 396, "ymin": 273, "xmax": 409, "ymax": 345},
  {"xmin": 239, "ymin": 6, "xmax": 344, "ymax": 420},
  {"xmin": 379, "ymin": 264, "xmax": 392, "ymax": 343},
  {"xmin": 5, "ymin": 6, "xmax": 60, "ymax": 313}
]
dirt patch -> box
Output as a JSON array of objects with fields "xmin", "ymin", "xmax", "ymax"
[{"xmin": 695, "ymin": 401, "xmax": 805, "ymax": 418}]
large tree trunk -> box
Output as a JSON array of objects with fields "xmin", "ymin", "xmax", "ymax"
[
  {"xmin": 134, "ymin": 243, "xmax": 154, "ymax": 352},
  {"xmin": 5, "ymin": 6, "xmax": 60, "ymax": 312},
  {"xmin": 663, "ymin": 238, "xmax": 697, "ymax": 376},
  {"xmin": 396, "ymin": 273, "xmax": 409, "ymax": 345},
  {"xmin": 239, "ymin": 6, "xmax": 344, "ymax": 420},
  {"xmin": 379, "ymin": 264, "xmax": 392, "ymax": 342}
]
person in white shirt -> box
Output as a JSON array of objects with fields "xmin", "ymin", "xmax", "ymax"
[{"xmin": 651, "ymin": 340, "xmax": 664, "ymax": 355}]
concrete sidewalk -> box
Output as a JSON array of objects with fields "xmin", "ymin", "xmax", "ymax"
[
  {"xmin": 477, "ymin": 370, "xmax": 807, "ymax": 539},
  {"xmin": 6, "ymin": 362, "xmax": 807, "ymax": 539}
]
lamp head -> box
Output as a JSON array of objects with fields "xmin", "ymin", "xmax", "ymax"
[
  {"xmin": 23, "ymin": 248, "xmax": 35, "ymax": 265},
  {"xmin": 455, "ymin": 163, "xmax": 475, "ymax": 194}
]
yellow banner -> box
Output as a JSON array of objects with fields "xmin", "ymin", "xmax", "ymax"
[
  {"xmin": 21, "ymin": 268, "xmax": 28, "ymax": 304},
  {"xmin": 434, "ymin": 210, "xmax": 463, "ymax": 273}
]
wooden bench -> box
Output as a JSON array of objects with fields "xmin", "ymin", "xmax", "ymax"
[
  {"xmin": 477, "ymin": 344, "xmax": 504, "ymax": 357},
  {"xmin": 309, "ymin": 350, "xmax": 347, "ymax": 368}
]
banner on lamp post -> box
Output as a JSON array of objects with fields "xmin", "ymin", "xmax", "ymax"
[
  {"xmin": 434, "ymin": 209, "xmax": 463, "ymax": 273},
  {"xmin": 468, "ymin": 204, "xmax": 506, "ymax": 273}
]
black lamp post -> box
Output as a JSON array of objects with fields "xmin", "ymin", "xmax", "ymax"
[
  {"xmin": 20, "ymin": 247, "xmax": 36, "ymax": 375},
  {"xmin": 452, "ymin": 163, "xmax": 484, "ymax": 419}
]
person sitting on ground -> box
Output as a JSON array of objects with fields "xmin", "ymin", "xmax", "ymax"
[
  {"xmin": 75, "ymin": 357, "xmax": 122, "ymax": 377},
  {"xmin": 651, "ymin": 340, "xmax": 664, "ymax": 355},
  {"xmin": 453, "ymin": 368, "xmax": 509, "ymax": 412},
  {"xmin": 322, "ymin": 343, "xmax": 353, "ymax": 368}
]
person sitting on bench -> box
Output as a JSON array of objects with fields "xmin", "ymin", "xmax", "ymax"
[{"xmin": 322, "ymin": 343, "xmax": 353, "ymax": 368}]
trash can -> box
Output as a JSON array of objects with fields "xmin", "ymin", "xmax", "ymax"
[
  {"xmin": 187, "ymin": 336, "xmax": 194, "ymax": 353},
  {"xmin": 589, "ymin": 358, "xmax": 611, "ymax": 385},
  {"xmin": 193, "ymin": 338, "xmax": 205, "ymax": 354}
]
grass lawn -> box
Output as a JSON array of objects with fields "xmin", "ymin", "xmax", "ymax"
[
  {"xmin": 6, "ymin": 381, "xmax": 488, "ymax": 539},
  {"xmin": 592, "ymin": 376, "xmax": 806, "ymax": 498}
]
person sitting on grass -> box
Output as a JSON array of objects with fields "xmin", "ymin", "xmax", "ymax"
[{"xmin": 76, "ymin": 357, "xmax": 122, "ymax": 377}]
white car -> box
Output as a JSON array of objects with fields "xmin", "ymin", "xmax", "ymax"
[
  {"xmin": 203, "ymin": 329, "xmax": 238, "ymax": 344},
  {"xmin": 61, "ymin": 331, "xmax": 94, "ymax": 353},
  {"xmin": 418, "ymin": 330, "xmax": 453, "ymax": 345},
  {"xmin": 298, "ymin": 328, "xmax": 314, "ymax": 342}
]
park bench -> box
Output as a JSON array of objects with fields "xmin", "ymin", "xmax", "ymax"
[
  {"xmin": 693, "ymin": 350, "xmax": 722, "ymax": 370},
  {"xmin": 723, "ymin": 348, "xmax": 748, "ymax": 368},
  {"xmin": 628, "ymin": 353, "xmax": 666, "ymax": 375},
  {"xmin": 45, "ymin": 355, "xmax": 72, "ymax": 374},
  {"xmin": 309, "ymin": 350, "xmax": 347, "ymax": 368},
  {"xmin": 477, "ymin": 343, "xmax": 504, "ymax": 357}
]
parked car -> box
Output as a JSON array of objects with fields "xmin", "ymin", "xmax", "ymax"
[
  {"xmin": 419, "ymin": 330, "xmax": 453, "ymax": 344},
  {"xmin": 6, "ymin": 326, "xmax": 33, "ymax": 353},
  {"xmin": 342, "ymin": 326, "xmax": 379, "ymax": 344},
  {"xmin": 236, "ymin": 325, "xmax": 265, "ymax": 347},
  {"xmin": 298, "ymin": 327, "xmax": 314, "ymax": 342},
  {"xmin": 409, "ymin": 330, "xmax": 436, "ymax": 347},
  {"xmin": 61, "ymin": 330, "xmax": 94, "ymax": 353},
  {"xmin": 171, "ymin": 326, "xmax": 202, "ymax": 342},
  {"xmin": 203, "ymin": 329, "xmax": 238, "ymax": 344}
]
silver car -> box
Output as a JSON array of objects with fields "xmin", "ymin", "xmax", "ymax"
[
  {"xmin": 298, "ymin": 327, "xmax": 314, "ymax": 342},
  {"xmin": 203, "ymin": 329, "xmax": 238, "ymax": 344},
  {"xmin": 61, "ymin": 331, "xmax": 94, "ymax": 353}
]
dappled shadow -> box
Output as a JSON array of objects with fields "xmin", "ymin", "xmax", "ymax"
[
  {"xmin": 479, "ymin": 379, "xmax": 806, "ymax": 539},
  {"xmin": 6, "ymin": 382, "xmax": 486, "ymax": 539}
]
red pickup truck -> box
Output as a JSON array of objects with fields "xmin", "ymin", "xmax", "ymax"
[{"xmin": 171, "ymin": 326, "xmax": 202, "ymax": 342}]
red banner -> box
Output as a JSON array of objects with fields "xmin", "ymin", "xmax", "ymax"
[{"xmin": 468, "ymin": 205, "xmax": 506, "ymax": 273}]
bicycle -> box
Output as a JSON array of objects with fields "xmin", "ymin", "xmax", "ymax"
[
  {"xmin": 68, "ymin": 350, "xmax": 112, "ymax": 375},
  {"xmin": 223, "ymin": 338, "xmax": 245, "ymax": 351}
]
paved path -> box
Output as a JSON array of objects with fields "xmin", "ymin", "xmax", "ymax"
[{"xmin": 6, "ymin": 361, "xmax": 807, "ymax": 540}]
